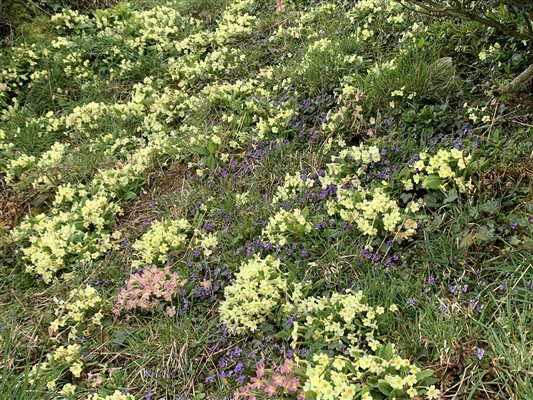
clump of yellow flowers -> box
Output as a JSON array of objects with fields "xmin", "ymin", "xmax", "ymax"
[
  {"xmin": 131, "ymin": 217, "xmax": 220, "ymax": 267},
  {"xmin": 290, "ymin": 290, "xmax": 439, "ymax": 400},
  {"xmin": 220, "ymin": 255, "xmax": 288, "ymax": 334},
  {"xmin": 220, "ymin": 254, "xmax": 440, "ymax": 400},
  {"xmin": 272, "ymin": 171, "xmax": 314, "ymax": 205},
  {"xmin": 50, "ymin": 285, "xmax": 103, "ymax": 340},
  {"xmin": 3, "ymin": 0, "xmax": 265, "ymax": 287},
  {"xmin": 328, "ymin": 186, "xmax": 402, "ymax": 236},
  {"xmin": 403, "ymin": 148, "xmax": 472, "ymax": 193},
  {"xmin": 132, "ymin": 218, "xmax": 190, "ymax": 267},
  {"xmin": 319, "ymin": 144, "xmax": 382, "ymax": 188},
  {"xmin": 263, "ymin": 208, "xmax": 313, "ymax": 246},
  {"xmin": 317, "ymin": 144, "xmax": 472, "ymax": 243},
  {"xmin": 30, "ymin": 286, "xmax": 106, "ymax": 396},
  {"xmin": 320, "ymin": 144, "xmax": 405, "ymax": 238},
  {"xmin": 11, "ymin": 134, "xmax": 167, "ymax": 283},
  {"xmin": 192, "ymin": 229, "xmax": 219, "ymax": 257},
  {"xmin": 12, "ymin": 199, "xmax": 122, "ymax": 283},
  {"xmin": 87, "ymin": 391, "xmax": 135, "ymax": 400}
]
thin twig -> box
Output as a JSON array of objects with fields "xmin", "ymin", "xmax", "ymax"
[{"xmin": 406, "ymin": 0, "xmax": 532, "ymax": 41}]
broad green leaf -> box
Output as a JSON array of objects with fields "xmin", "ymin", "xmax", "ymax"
[{"xmin": 424, "ymin": 174, "xmax": 442, "ymax": 190}]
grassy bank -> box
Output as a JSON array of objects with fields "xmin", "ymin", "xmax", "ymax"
[{"xmin": 1, "ymin": 0, "xmax": 532, "ymax": 399}]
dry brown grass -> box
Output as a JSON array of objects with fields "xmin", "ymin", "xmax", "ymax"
[
  {"xmin": 0, "ymin": 189, "xmax": 26, "ymax": 230},
  {"xmin": 117, "ymin": 162, "xmax": 191, "ymax": 234},
  {"xmin": 478, "ymin": 157, "xmax": 533, "ymax": 198}
]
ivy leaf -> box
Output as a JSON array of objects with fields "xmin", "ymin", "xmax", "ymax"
[
  {"xmin": 443, "ymin": 188, "xmax": 458, "ymax": 204},
  {"xmin": 111, "ymin": 329, "xmax": 132, "ymax": 348},
  {"xmin": 424, "ymin": 174, "xmax": 442, "ymax": 190},
  {"xmin": 400, "ymin": 192, "xmax": 413, "ymax": 203},
  {"xmin": 424, "ymin": 193, "xmax": 440, "ymax": 208},
  {"xmin": 479, "ymin": 200, "xmax": 500, "ymax": 215},
  {"xmin": 468, "ymin": 157, "xmax": 488, "ymax": 172}
]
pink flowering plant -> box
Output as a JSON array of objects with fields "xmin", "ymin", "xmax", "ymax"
[
  {"xmin": 113, "ymin": 265, "xmax": 186, "ymax": 316},
  {"xmin": 234, "ymin": 358, "xmax": 305, "ymax": 399}
]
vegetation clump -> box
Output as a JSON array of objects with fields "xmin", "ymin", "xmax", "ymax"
[{"xmin": 0, "ymin": 0, "xmax": 531, "ymax": 399}]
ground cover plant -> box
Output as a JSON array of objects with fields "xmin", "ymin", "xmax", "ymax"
[{"xmin": 0, "ymin": 0, "xmax": 532, "ymax": 399}]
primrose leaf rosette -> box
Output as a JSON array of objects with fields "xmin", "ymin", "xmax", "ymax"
[
  {"xmin": 290, "ymin": 290, "xmax": 440, "ymax": 400},
  {"xmin": 220, "ymin": 255, "xmax": 288, "ymax": 334}
]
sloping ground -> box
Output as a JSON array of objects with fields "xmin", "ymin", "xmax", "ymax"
[{"xmin": 0, "ymin": 0, "xmax": 532, "ymax": 399}]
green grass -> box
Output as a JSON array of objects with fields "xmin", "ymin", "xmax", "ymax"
[{"xmin": 0, "ymin": 0, "xmax": 532, "ymax": 399}]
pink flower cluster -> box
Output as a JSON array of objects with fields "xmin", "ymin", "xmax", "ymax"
[
  {"xmin": 113, "ymin": 265, "xmax": 185, "ymax": 316},
  {"xmin": 234, "ymin": 359, "xmax": 305, "ymax": 399}
]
